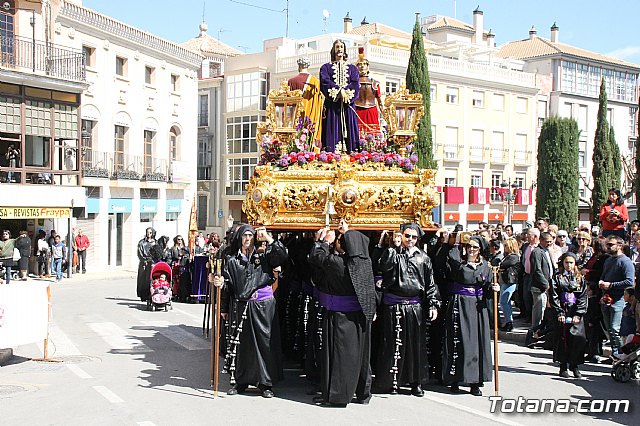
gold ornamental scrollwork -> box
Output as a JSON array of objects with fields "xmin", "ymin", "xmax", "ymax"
[
  {"xmin": 383, "ymin": 86, "xmax": 425, "ymax": 156},
  {"xmin": 258, "ymin": 81, "xmax": 305, "ymax": 150}
]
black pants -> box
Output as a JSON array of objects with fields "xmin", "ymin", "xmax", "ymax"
[{"xmin": 77, "ymin": 250, "xmax": 87, "ymax": 272}]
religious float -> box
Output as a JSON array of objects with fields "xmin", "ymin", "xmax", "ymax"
[{"xmin": 242, "ymin": 80, "xmax": 440, "ymax": 230}]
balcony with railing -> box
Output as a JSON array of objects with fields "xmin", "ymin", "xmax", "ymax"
[
  {"xmin": 514, "ymin": 150, "xmax": 532, "ymax": 166},
  {"xmin": 489, "ymin": 148, "xmax": 510, "ymax": 165},
  {"xmin": 141, "ymin": 157, "xmax": 168, "ymax": 182},
  {"xmin": 435, "ymin": 143, "xmax": 464, "ymax": 162},
  {"xmin": 0, "ymin": 34, "xmax": 86, "ymax": 82},
  {"xmin": 468, "ymin": 146, "xmax": 489, "ymax": 163},
  {"xmin": 81, "ymin": 149, "xmax": 110, "ymax": 178},
  {"xmin": 112, "ymin": 153, "xmax": 142, "ymax": 180}
]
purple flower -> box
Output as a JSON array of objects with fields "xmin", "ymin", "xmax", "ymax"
[
  {"xmin": 297, "ymin": 156, "xmax": 307, "ymax": 164},
  {"xmin": 358, "ymin": 157, "xmax": 367, "ymax": 164},
  {"xmin": 278, "ymin": 158, "xmax": 289, "ymax": 167},
  {"xmin": 385, "ymin": 157, "xmax": 394, "ymax": 165},
  {"xmin": 318, "ymin": 152, "xmax": 328, "ymax": 162},
  {"xmin": 334, "ymin": 154, "xmax": 342, "ymax": 162},
  {"xmin": 410, "ymin": 154, "xmax": 419, "ymax": 164},
  {"xmin": 405, "ymin": 163, "xmax": 414, "ymax": 171}
]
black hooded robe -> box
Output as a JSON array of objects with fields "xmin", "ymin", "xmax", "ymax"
[
  {"xmin": 221, "ymin": 227, "xmax": 288, "ymax": 389},
  {"xmin": 375, "ymin": 246, "xmax": 440, "ymax": 391},
  {"xmin": 308, "ymin": 230, "xmax": 375, "ymax": 406},
  {"xmin": 442, "ymin": 244, "xmax": 493, "ymax": 387},
  {"xmin": 549, "ymin": 273, "xmax": 588, "ymax": 368},
  {"xmin": 136, "ymin": 228, "xmax": 156, "ymax": 301}
]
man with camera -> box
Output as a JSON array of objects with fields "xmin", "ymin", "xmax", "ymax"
[{"xmin": 5, "ymin": 144, "xmax": 20, "ymax": 183}]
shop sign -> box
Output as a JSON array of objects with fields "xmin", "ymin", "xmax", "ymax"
[{"xmin": 0, "ymin": 207, "xmax": 71, "ymax": 219}]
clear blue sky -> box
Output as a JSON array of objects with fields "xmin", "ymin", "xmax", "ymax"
[{"xmin": 82, "ymin": 0, "xmax": 640, "ymax": 64}]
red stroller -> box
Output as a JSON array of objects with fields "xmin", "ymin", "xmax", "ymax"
[{"xmin": 147, "ymin": 262, "xmax": 173, "ymax": 311}]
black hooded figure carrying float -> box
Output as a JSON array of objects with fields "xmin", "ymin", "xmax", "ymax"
[
  {"xmin": 307, "ymin": 220, "xmax": 376, "ymax": 407},
  {"xmin": 137, "ymin": 227, "xmax": 157, "ymax": 301},
  {"xmin": 214, "ymin": 223, "xmax": 289, "ymax": 398}
]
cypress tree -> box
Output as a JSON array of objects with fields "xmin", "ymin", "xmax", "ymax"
[
  {"xmin": 405, "ymin": 13, "xmax": 436, "ymax": 169},
  {"xmin": 609, "ymin": 125, "xmax": 621, "ymax": 190},
  {"xmin": 592, "ymin": 78, "xmax": 611, "ymax": 224},
  {"xmin": 536, "ymin": 117, "xmax": 580, "ymax": 231}
]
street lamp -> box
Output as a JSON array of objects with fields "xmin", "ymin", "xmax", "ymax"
[
  {"xmin": 2, "ymin": 1, "xmax": 37, "ymax": 72},
  {"xmin": 499, "ymin": 179, "xmax": 520, "ymax": 225}
]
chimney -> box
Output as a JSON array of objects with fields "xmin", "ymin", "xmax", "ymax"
[
  {"xmin": 529, "ymin": 26, "xmax": 537, "ymax": 39},
  {"xmin": 550, "ymin": 22, "xmax": 559, "ymax": 43},
  {"xmin": 472, "ymin": 6, "xmax": 483, "ymax": 45},
  {"xmin": 343, "ymin": 12, "xmax": 352, "ymax": 33},
  {"xmin": 487, "ymin": 29, "xmax": 495, "ymax": 47}
]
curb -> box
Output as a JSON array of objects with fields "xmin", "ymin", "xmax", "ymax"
[{"xmin": 0, "ymin": 348, "xmax": 13, "ymax": 366}]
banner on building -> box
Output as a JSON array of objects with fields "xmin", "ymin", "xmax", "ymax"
[
  {"xmin": 0, "ymin": 207, "xmax": 71, "ymax": 219},
  {"xmin": 0, "ymin": 282, "xmax": 49, "ymax": 348}
]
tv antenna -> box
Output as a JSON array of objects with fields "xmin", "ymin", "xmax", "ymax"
[
  {"xmin": 202, "ymin": 1, "xmax": 206, "ymax": 23},
  {"xmin": 230, "ymin": 0, "xmax": 290, "ymax": 37},
  {"xmin": 218, "ymin": 28, "xmax": 230, "ymax": 41},
  {"xmin": 322, "ymin": 9, "xmax": 330, "ymax": 33}
]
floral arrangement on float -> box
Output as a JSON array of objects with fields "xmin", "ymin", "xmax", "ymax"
[{"xmin": 258, "ymin": 115, "xmax": 419, "ymax": 173}]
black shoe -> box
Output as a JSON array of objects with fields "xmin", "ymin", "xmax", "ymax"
[
  {"xmin": 411, "ymin": 385, "xmax": 424, "ymax": 397},
  {"xmin": 470, "ymin": 385, "xmax": 482, "ymax": 396},
  {"xmin": 450, "ymin": 384, "xmax": 461, "ymax": 394},
  {"xmin": 312, "ymin": 395, "xmax": 326, "ymax": 404},
  {"xmin": 559, "ymin": 369, "xmax": 570, "ymax": 378},
  {"xmin": 500, "ymin": 322, "xmax": 513, "ymax": 332},
  {"xmin": 262, "ymin": 389, "xmax": 274, "ymax": 398},
  {"xmin": 351, "ymin": 396, "xmax": 370, "ymax": 405},
  {"xmin": 227, "ymin": 384, "xmax": 246, "ymax": 395},
  {"xmin": 572, "ymin": 367, "xmax": 582, "ymax": 378}
]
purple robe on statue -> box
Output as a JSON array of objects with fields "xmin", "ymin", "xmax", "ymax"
[{"xmin": 319, "ymin": 61, "xmax": 361, "ymax": 153}]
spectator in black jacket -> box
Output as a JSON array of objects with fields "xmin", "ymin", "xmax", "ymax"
[{"xmin": 530, "ymin": 232, "xmax": 555, "ymax": 331}]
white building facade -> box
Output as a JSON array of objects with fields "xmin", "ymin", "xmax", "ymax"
[{"xmin": 56, "ymin": 1, "xmax": 201, "ymax": 270}]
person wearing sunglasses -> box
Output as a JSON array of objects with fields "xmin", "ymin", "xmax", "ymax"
[
  {"xmin": 573, "ymin": 231, "xmax": 593, "ymax": 270},
  {"xmin": 375, "ymin": 223, "xmax": 440, "ymax": 397},
  {"xmin": 598, "ymin": 235, "xmax": 635, "ymax": 359},
  {"xmin": 442, "ymin": 234, "xmax": 498, "ymax": 396}
]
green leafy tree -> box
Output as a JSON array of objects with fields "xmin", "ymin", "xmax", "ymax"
[
  {"xmin": 405, "ymin": 14, "xmax": 436, "ymax": 169},
  {"xmin": 536, "ymin": 117, "xmax": 580, "ymax": 231},
  {"xmin": 609, "ymin": 125, "xmax": 621, "ymax": 190},
  {"xmin": 591, "ymin": 78, "xmax": 611, "ymax": 224}
]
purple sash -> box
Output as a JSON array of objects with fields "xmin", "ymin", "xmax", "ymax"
[
  {"xmin": 560, "ymin": 292, "xmax": 576, "ymax": 305},
  {"xmin": 383, "ymin": 293, "xmax": 421, "ymax": 306},
  {"xmin": 316, "ymin": 289, "xmax": 362, "ymax": 312},
  {"xmin": 450, "ymin": 282, "xmax": 484, "ymax": 297},
  {"xmin": 250, "ymin": 286, "xmax": 274, "ymax": 301}
]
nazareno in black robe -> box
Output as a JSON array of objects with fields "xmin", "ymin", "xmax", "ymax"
[
  {"xmin": 308, "ymin": 230, "xmax": 375, "ymax": 405},
  {"xmin": 221, "ymin": 228, "xmax": 288, "ymax": 389},
  {"xmin": 375, "ymin": 246, "xmax": 441, "ymax": 391},
  {"xmin": 136, "ymin": 228, "xmax": 157, "ymax": 301},
  {"xmin": 442, "ymin": 245, "xmax": 493, "ymax": 386},
  {"xmin": 549, "ymin": 272, "xmax": 587, "ymax": 368}
]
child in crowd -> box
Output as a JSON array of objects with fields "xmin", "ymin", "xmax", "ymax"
[
  {"xmin": 151, "ymin": 273, "xmax": 170, "ymax": 295},
  {"xmin": 620, "ymin": 287, "xmax": 638, "ymax": 344},
  {"xmin": 584, "ymin": 283, "xmax": 605, "ymax": 362}
]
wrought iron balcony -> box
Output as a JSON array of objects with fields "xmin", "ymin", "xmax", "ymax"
[
  {"xmin": 81, "ymin": 149, "xmax": 110, "ymax": 178},
  {"xmin": 141, "ymin": 157, "xmax": 168, "ymax": 182},
  {"xmin": 0, "ymin": 34, "xmax": 86, "ymax": 82},
  {"xmin": 112, "ymin": 153, "xmax": 142, "ymax": 180}
]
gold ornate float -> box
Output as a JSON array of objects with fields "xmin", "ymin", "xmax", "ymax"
[{"xmin": 243, "ymin": 81, "xmax": 439, "ymax": 230}]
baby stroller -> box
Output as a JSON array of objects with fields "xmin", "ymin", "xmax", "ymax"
[
  {"xmin": 147, "ymin": 261, "xmax": 173, "ymax": 311},
  {"xmin": 611, "ymin": 335, "xmax": 640, "ymax": 383}
]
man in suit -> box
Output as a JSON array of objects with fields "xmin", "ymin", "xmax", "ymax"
[{"xmin": 529, "ymin": 232, "xmax": 555, "ymax": 331}]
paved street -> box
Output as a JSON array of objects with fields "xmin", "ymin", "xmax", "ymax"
[{"xmin": 2, "ymin": 274, "xmax": 638, "ymax": 425}]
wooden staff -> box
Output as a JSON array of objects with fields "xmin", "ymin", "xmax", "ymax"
[
  {"xmin": 491, "ymin": 265, "xmax": 500, "ymax": 396},
  {"xmin": 212, "ymin": 258, "xmax": 223, "ymax": 398}
]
